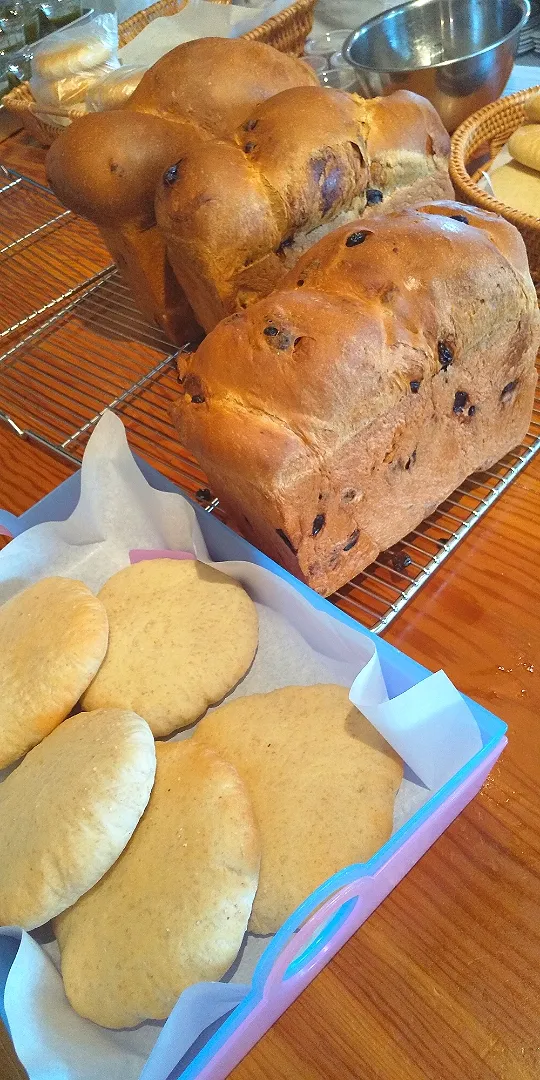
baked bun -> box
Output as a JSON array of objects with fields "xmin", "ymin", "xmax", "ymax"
[
  {"xmin": 46, "ymin": 37, "xmax": 317, "ymax": 342},
  {"xmin": 33, "ymin": 33, "xmax": 115, "ymax": 80},
  {"xmin": 172, "ymin": 202, "xmax": 540, "ymax": 595},
  {"xmin": 155, "ymin": 87, "xmax": 453, "ymax": 332},
  {"xmin": 508, "ymin": 123, "xmax": 540, "ymax": 174},
  {"xmin": 524, "ymin": 90, "xmax": 540, "ymax": 122},
  {"xmin": 126, "ymin": 36, "xmax": 318, "ymax": 134}
]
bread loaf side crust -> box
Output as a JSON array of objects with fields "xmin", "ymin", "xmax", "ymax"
[{"xmin": 172, "ymin": 203, "xmax": 540, "ymax": 595}]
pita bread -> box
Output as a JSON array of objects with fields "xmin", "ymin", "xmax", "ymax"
[
  {"xmin": 490, "ymin": 162, "xmax": 540, "ymax": 219},
  {"xmin": 194, "ymin": 684, "xmax": 403, "ymax": 934},
  {"xmin": 82, "ymin": 559, "xmax": 258, "ymax": 736},
  {"xmin": 0, "ymin": 708, "xmax": 155, "ymax": 930},
  {"xmin": 0, "ymin": 577, "xmax": 108, "ymax": 768},
  {"xmin": 55, "ymin": 740, "xmax": 260, "ymax": 1028}
]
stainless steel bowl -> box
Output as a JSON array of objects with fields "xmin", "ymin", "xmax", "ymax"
[{"xmin": 344, "ymin": 0, "xmax": 530, "ymax": 132}]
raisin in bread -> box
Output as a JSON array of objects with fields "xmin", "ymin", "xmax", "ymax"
[
  {"xmin": 155, "ymin": 87, "xmax": 452, "ymax": 332},
  {"xmin": 172, "ymin": 202, "xmax": 540, "ymax": 596}
]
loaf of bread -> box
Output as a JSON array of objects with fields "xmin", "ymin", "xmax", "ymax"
[
  {"xmin": 172, "ymin": 202, "xmax": 540, "ymax": 596},
  {"xmin": 156, "ymin": 87, "xmax": 453, "ymax": 332},
  {"xmin": 46, "ymin": 38, "xmax": 318, "ymax": 342}
]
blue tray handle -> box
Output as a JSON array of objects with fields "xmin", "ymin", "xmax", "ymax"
[{"xmin": 0, "ymin": 510, "xmax": 17, "ymax": 538}]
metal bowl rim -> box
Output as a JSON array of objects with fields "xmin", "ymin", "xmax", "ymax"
[{"xmin": 344, "ymin": 0, "xmax": 531, "ymax": 74}]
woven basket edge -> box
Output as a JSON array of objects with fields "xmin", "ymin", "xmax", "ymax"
[{"xmin": 450, "ymin": 84, "xmax": 540, "ymax": 233}]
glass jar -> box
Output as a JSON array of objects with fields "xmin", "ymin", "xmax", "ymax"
[
  {"xmin": 319, "ymin": 66, "xmax": 358, "ymax": 91},
  {"xmin": 0, "ymin": 4, "xmax": 26, "ymax": 55},
  {"xmin": 304, "ymin": 29, "xmax": 353, "ymax": 66},
  {"xmin": 5, "ymin": 49, "xmax": 30, "ymax": 88},
  {"xmin": 39, "ymin": 0, "xmax": 82, "ymax": 33},
  {"xmin": 22, "ymin": 3, "xmax": 39, "ymax": 44}
]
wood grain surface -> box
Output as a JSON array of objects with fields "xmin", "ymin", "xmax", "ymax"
[{"xmin": 1, "ymin": 131, "xmax": 540, "ymax": 1080}]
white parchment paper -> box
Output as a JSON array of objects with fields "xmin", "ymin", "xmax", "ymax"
[
  {"xmin": 0, "ymin": 412, "xmax": 483, "ymax": 1080},
  {"xmin": 118, "ymin": 0, "xmax": 292, "ymax": 68}
]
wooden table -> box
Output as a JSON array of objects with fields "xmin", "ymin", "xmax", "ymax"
[{"xmin": 2, "ymin": 130, "xmax": 540, "ymax": 1080}]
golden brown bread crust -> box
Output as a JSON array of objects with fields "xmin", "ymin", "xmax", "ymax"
[
  {"xmin": 356, "ymin": 90, "xmax": 450, "ymax": 174},
  {"xmin": 156, "ymin": 87, "xmax": 370, "ymax": 331},
  {"xmin": 46, "ymin": 39, "xmax": 318, "ymax": 227},
  {"xmin": 156, "ymin": 88, "xmax": 453, "ymax": 332},
  {"xmin": 172, "ymin": 202, "xmax": 540, "ymax": 595},
  {"xmin": 46, "ymin": 111, "xmax": 205, "ymax": 339},
  {"xmin": 46, "ymin": 111, "xmax": 208, "ymax": 229},
  {"xmin": 127, "ymin": 36, "xmax": 318, "ymax": 133},
  {"xmin": 45, "ymin": 37, "xmax": 317, "ymax": 342}
]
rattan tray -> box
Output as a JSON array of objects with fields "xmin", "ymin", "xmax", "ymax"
[
  {"xmin": 4, "ymin": 0, "xmax": 315, "ymax": 146},
  {"xmin": 450, "ymin": 85, "xmax": 540, "ymax": 296}
]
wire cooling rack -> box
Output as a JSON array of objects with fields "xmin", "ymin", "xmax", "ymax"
[
  {"xmin": 0, "ymin": 169, "xmax": 539, "ymax": 632},
  {"xmin": 0, "ymin": 165, "xmax": 112, "ymax": 341},
  {"xmin": 0, "ymin": 265, "xmax": 215, "ymax": 503}
]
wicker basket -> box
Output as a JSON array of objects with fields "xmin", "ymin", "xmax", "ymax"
[
  {"xmin": 4, "ymin": 0, "xmax": 315, "ymax": 146},
  {"xmin": 450, "ymin": 86, "xmax": 540, "ymax": 297}
]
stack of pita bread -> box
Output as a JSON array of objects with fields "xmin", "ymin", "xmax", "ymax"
[
  {"xmin": 490, "ymin": 90, "xmax": 540, "ymax": 218},
  {"xmin": 0, "ymin": 558, "xmax": 402, "ymax": 1028}
]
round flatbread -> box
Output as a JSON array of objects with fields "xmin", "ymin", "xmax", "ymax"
[
  {"xmin": 508, "ymin": 123, "xmax": 540, "ymax": 173},
  {"xmin": 194, "ymin": 684, "xmax": 403, "ymax": 934},
  {"xmin": 82, "ymin": 559, "xmax": 258, "ymax": 736},
  {"xmin": 0, "ymin": 577, "xmax": 109, "ymax": 768},
  {"xmin": 490, "ymin": 161, "xmax": 540, "ymax": 220},
  {"xmin": 55, "ymin": 740, "xmax": 260, "ymax": 1028},
  {"xmin": 0, "ymin": 709, "xmax": 155, "ymax": 930}
]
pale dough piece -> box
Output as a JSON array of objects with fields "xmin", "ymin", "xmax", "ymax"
[
  {"xmin": 0, "ymin": 709, "xmax": 155, "ymax": 930},
  {"xmin": 508, "ymin": 124, "xmax": 540, "ymax": 173},
  {"xmin": 55, "ymin": 740, "xmax": 260, "ymax": 1028},
  {"xmin": 0, "ymin": 577, "xmax": 109, "ymax": 768},
  {"xmin": 490, "ymin": 162, "xmax": 540, "ymax": 219},
  {"xmin": 82, "ymin": 559, "xmax": 258, "ymax": 736},
  {"xmin": 33, "ymin": 65, "xmax": 115, "ymax": 107},
  {"xmin": 194, "ymin": 684, "xmax": 403, "ymax": 935},
  {"xmin": 524, "ymin": 92, "xmax": 540, "ymax": 123}
]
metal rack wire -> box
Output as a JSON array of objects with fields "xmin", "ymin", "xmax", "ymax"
[
  {"xmin": 1, "ymin": 169, "xmax": 539, "ymax": 633},
  {"xmin": 0, "ymin": 165, "xmax": 112, "ymax": 341}
]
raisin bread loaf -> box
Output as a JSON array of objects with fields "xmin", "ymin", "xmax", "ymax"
[
  {"xmin": 172, "ymin": 202, "xmax": 540, "ymax": 596},
  {"xmin": 155, "ymin": 87, "xmax": 453, "ymax": 332},
  {"xmin": 46, "ymin": 37, "xmax": 318, "ymax": 342}
]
